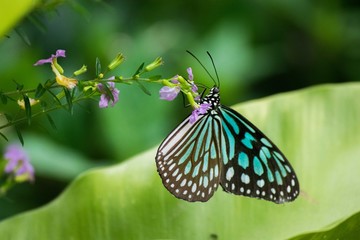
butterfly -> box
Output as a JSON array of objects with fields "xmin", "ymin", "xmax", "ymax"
[{"xmin": 155, "ymin": 53, "xmax": 299, "ymax": 203}]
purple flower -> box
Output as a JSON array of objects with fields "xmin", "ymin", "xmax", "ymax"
[
  {"xmin": 159, "ymin": 86, "xmax": 181, "ymax": 101},
  {"xmin": 34, "ymin": 49, "xmax": 78, "ymax": 89},
  {"xmin": 98, "ymin": 81, "xmax": 120, "ymax": 108},
  {"xmin": 171, "ymin": 75, "xmax": 179, "ymax": 84},
  {"xmin": 191, "ymin": 83, "xmax": 198, "ymax": 93},
  {"xmin": 34, "ymin": 49, "xmax": 66, "ymax": 66},
  {"xmin": 189, "ymin": 103, "xmax": 211, "ymax": 124},
  {"xmin": 4, "ymin": 144, "xmax": 35, "ymax": 182},
  {"xmin": 187, "ymin": 67, "xmax": 193, "ymax": 81},
  {"xmin": 186, "ymin": 67, "xmax": 199, "ymax": 95}
]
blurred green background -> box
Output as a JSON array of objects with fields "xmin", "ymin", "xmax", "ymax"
[{"xmin": 0, "ymin": 0, "xmax": 359, "ymax": 220}]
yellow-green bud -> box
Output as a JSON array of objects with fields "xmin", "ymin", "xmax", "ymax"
[
  {"xmin": 108, "ymin": 53, "xmax": 125, "ymax": 70},
  {"xmin": 83, "ymin": 85, "xmax": 96, "ymax": 92},
  {"xmin": 185, "ymin": 92, "xmax": 199, "ymax": 109},
  {"xmin": 52, "ymin": 58, "xmax": 64, "ymax": 74},
  {"xmin": 177, "ymin": 75, "xmax": 187, "ymax": 84},
  {"xmin": 162, "ymin": 79, "xmax": 177, "ymax": 87},
  {"xmin": 74, "ymin": 65, "xmax": 87, "ymax": 76},
  {"xmin": 145, "ymin": 57, "xmax": 163, "ymax": 72}
]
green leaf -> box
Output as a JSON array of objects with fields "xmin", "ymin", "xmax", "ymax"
[
  {"xmin": 45, "ymin": 88, "xmax": 62, "ymax": 106},
  {"xmin": 13, "ymin": 80, "xmax": 23, "ymax": 91},
  {"xmin": 24, "ymin": 133, "xmax": 102, "ymax": 181},
  {"xmin": 14, "ymin": 125, "xmax": 24, "ymax": 146},
  {"xmin": 0, "ymin": 0, "xmax": 39, "ymax": 36},
  {"xmin": 0, "ymin": 131, "xmax": 8, "ymax": 141},
  {"xmin": 22, "ymin": 95, "xmax": 31, "ymax": 125},
  {"xmin": 14, "ymin": 27, "xmax": 31, "ymax": 46},
  {"xmin": 149, "ymin": 75, "xmax": 162, "ymax": 81},
  {"xmin": 100, "ymin": 83, "xmax": 114, "ymax": 102},
  {"xmin": 0, "ymin": 83, "xmax": 359, "ymax": 239},
  {"xmin": 4, "ymin": 113, "xmax": 12, "ymax": 122},
  {"xmin": 95, "ymin": 57, "xmax": 101, "ymax": 77},
  {"xmin": 289, "ymin": 211, "xmax": 360, "ymax": 239},
  {"xmin": 64, "ymin": 88, "xmax": 73, "ymax": 114},
  {"xmin": 135, "ymin": 81, "xmax": 151, "ymax": 96},
  {"xmin": 133, "ymin": 62, "xmax": 144, "ymax": 77},
  {"xmin": 44, "ymin": 79, "xmax": 55, "ymax": 88},
  {"xmin": 27, "ymin": 12, "xmax": 47, "ymax": 34},
  {"xmin": 0, "ymin": 92, "xmax": 7, "ymax": 104},
  {"xmin": 46, "ymin": 114, "xmax": 57, "ymax": 130},
  {"xmin": 35, "ymin": 83, "xmax": 46, "ymax": 99}
]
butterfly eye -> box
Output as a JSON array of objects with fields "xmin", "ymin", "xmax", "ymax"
[{"xmin": 212, "ymin": 87, "xmax": 219, "ymax": 94}]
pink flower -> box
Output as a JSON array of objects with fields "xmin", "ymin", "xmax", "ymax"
[
  {"xmin": 189, "ymin": 103, "xmax": 211, "ymax": 124},
  {"xmin": 171, "ymin": 75, "xmax": 179, "ymax": 84},
  {"xmin": 4, "ymin": 144, "xmax": 35, "ymax": 182},
  {"xmin": 187, "ymin": 67, "xmax": 193, "ymax": 81},
  {"xmin": 187, "ymin": 67, "xmax": 198, "ymax": 95},
  {"xmin": 159, "ymin": 86, "xmax": 181, "ymax": 101},
  {"xmin": 33, "ymin": 49, "xmax": 66, "ymax": 66},
  {"xmin": 97, "ymin": 81, "xmax": 120, "ymax": 108},
  {"xmin": 34, "ymin": 49, "xmax": 78, "ymax": 89}
]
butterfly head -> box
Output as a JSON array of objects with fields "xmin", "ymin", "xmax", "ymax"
[{"xmin": 200, "ymin": 87, "xmax": 220, "ymax": 109}]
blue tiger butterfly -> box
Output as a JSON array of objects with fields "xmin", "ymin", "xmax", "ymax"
[{"xmin": 155, "ymin": 52, "xmax": 299, "ymax": 203}]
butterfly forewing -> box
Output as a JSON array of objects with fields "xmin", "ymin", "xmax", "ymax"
[
  {"xmin": 156, "ymin": 113, "xmax": 223, "ymax": 202},
  {"xmin": 218, "ymin": 106, "xmax": 300, "ymax": 203}
]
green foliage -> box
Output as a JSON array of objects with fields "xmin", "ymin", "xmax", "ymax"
[
  {"xmin": 0, "ymin": 0, "xmax": 39, "ymax": 36},
  {"xmin": 22, "ymin": 94, "xmax": 31, "ymax": 125},
  {"xmin": 63, "ymin": 88, "xmax": 73, "ymax": 114},
  {"xmin": 290, "ymin": 211, "xmax": 360, "ymax": 240},
  {"xmin": 0, "ymin": 83, "xmax": 359, "ymax": 239},
  {"xmin": 95, "ymin": 57, "xmax": 102, "ymax": 77},
  {"xmin": 35, "ymin": 84, "xmax": 46, "ymax": 99},
  {"xmin": 132, "ymin": 62, "xmax": 144, "ymax": 77}
]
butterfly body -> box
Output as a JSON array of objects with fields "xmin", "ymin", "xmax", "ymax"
[{"xmin": 156, "ymin": 87, "xmax": 299, "ymax": 203}]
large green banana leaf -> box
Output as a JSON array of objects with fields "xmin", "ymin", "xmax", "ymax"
[
  {"xmin": 290, "ymin": 210, "xmax": 360, "ymax": 240},
  {"xmin": 0, "ymin": 0, "xmax": 38, "ymax": 36},
  {"xmin": 0, "ymin": 82, "xmax": 359, "ymax": 239}
]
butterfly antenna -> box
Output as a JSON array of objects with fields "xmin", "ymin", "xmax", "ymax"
[
  {"xmin": 186, "ymin": 50, "xmax": 218, "ymax": 87},
  {"xmin": 207, "ymin": 51, "xmax": 220, "ymax": 88}
]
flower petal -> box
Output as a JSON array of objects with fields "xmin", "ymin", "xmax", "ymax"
[
  {"xmin": 171, "ymin": 75, "xmax": 179, "ymax": 84},
  {"xmin": 159, "ymin": 86, "xmax": 180, "ymax": 101},
  {"xmin": 33, "ymin": 58, "xmax": 53, "ymax": 66},
  {"xmin": 55, "ymin": 75, "xmax": 78, "ymax": 89},
  {"xmin": 54, "ymin": 49, "xmax": 66, "ymax": 58},
  {"xmin": 189, "ymin": 103, "xmax": 211, "ymax": 124},
  {"xmin": 98, "ymin": 82, "xmax": 120, "ymax": 108},
  {"xmin": 34, "ymin": 49, "xmax": 66, "ymax": 66},
  {"xmin": 99, "ymin": 94, "xmax": 109, "ymax": 108},
  {"xmin": 3, "ymin": 144, "xmax": 35, "ymax": 181},
  {"xmin": 189, "ymin": 110, "xmax": 199, "ymax": 124},
  {"xmin": 191, "ymin": 82, "xmax": 198, "ymax": 93},
  {"xmin": 187, "ymin": 67, "xmax": 193, "ymax": 81}
]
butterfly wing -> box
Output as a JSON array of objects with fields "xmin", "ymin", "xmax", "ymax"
[
  {"xmin": 218, "ymin": 105, "xmax": 300, "ymax": 203},
  {"xmin": 156, "ymin": 113, "xmax": 223, "ymax": 202}
]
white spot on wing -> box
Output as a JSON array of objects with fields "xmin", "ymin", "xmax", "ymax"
[{"xmin": 226, "ymin": 167, "xmax": 235, "ymax": 181}]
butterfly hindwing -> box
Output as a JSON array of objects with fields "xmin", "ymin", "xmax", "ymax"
[
  {"xmin": 218, "ymin": 105, "xmax": 300, "ymax": 203},
  {"xmin": 156, "ymin": 113, "xmax": 223, "ymax": 202}
]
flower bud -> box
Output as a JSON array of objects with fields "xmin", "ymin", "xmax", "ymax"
[
  {"xmin": 145, "ymin": 57, "xmax": 163, "ymax": 72},
  {"xmin": 52, "ymin": 58, "xmax": 64, "ymax": 74},
  {"xmin": 108, "ymin": 53, "xmax": 125, "ymax": 70},
  {"xmin": 73, "ymin": 65, "xmax": 87, "ymax": 76}
]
